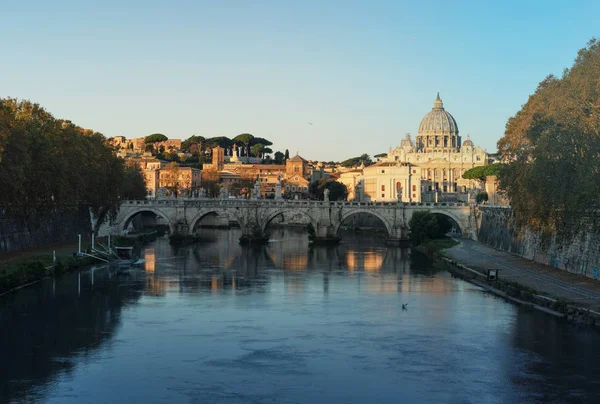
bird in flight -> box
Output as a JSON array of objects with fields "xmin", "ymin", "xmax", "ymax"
[{"xmin": 308, "ymin": 122, "xmax": 313, "ymax": 126}]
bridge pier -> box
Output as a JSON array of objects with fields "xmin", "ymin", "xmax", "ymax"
[
  {"xmin": 311, "ymin": 225, "xmax": 340, "ymax": 245},
  {"xmin": 386, "ymin": 225, "xmax": 409, "ymax": 245},
  {"xmin": 239, "ymin": 225, "xmax": 269, "ymax": 245}
]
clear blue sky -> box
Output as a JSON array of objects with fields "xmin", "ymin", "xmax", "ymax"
[{"xmin": 1, "ymin": 0, "xmax": 598, "ymax": 161}]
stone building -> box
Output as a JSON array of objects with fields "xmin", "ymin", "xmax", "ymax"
[
  {"xmin": 339, "ymin": 93, "xmax": 487, "ymax": 202},
  {"xmin": 159, "ymin": 162, "xmax": 201, "ymax": 196},
  {"xmin": 203, "ymin": 147, "xmax": 311, "ymax": 198}
]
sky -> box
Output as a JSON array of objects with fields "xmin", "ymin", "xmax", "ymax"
[{"xmin": 1, "ymin": 0, "xmax": 598, "ymax": 161}]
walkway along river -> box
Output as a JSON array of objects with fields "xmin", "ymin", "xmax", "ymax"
[{"xmin": 1, "ymin": 228, "xmax": 600, "ymax": 403}]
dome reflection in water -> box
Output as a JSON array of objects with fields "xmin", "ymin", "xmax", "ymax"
[{"xmin": 1, "ymin": 227, "xmax": 600, "ymax": 403}]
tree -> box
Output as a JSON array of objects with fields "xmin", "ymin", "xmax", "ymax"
[
  {"xmin": 0, "ymin": 97, "xmax": 142, "ymax": 231},
  {"xmin": 120, "ymin": 165, "xmax": 147, "ymax": 200},
  {"xmin": 233, "ymin": 133, "xmax": 254, "ymax": 162},
  {"xmin": 496, "ymin": 38, "xmax": 600, "ymax": 235},
  {"xmin": 274, "ymin": 151, "xmax": 285, "ymax": 164},
  {"xmin": 340, "ymin": 157, "xmax": 361, "ymax": 167},
  {"xmin": 374, "ymin": 152, "xmax": 387, "ymax": 159},
  {"xmin": 309, "ymin": 178, "xmax": 348, "ymax": 201},
  {"xmin": 462, "ymin": 164, "xmax": 503, "ymax": 189},
  {"xmin": 199, "ymin": 169, "xmax": 221, "ymax": 198},
  {"xmin": 408, "ymin": 211, "xmax": 444, "ymax": 245},
  {"xmin": 284, "ymin": 149, "xmax": 290, "ymax": 160},
  {"xmin": 144, "ymin": 133, "xmax": 168, "ymax": 144},
  {"xmin": 359, "ymin": 154, "xmax": 373, "ymax": 166},
  {"xmin": 182, "ymin": 135, "xmax": 205, "ymax": 156},
  {"xmin": 251, "ymin": 143, "xmax": 265, "ymax": 159}
]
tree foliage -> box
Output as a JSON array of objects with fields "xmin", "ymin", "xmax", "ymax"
[
  {"xmin": 0, "ymin": 98, "xmax": 146, "ymax": 230},
  {"xmin": 144, "ymin": 133, "xmax": 168, "ymax": 143},
  {"xmin": 340, "ymin": 154, "xmax": 373, "ymax": 168},
  {"xmin": 408, "ymin": 211, "xmax": 453, "ymax": 245},
  {"xmin": 309, "ymin": 178, "xmax": 348, "ymax": 201},
  {"xmin": 462, "ymin": 164, "xmax": 503, "ymax": 181},
  {"xmin": 181, "ymin": 135, "xmax": 205, "ymax": 154},
  {"xmin": 497, "ymin": 38, "xmax": 600, "ymax": 234}
]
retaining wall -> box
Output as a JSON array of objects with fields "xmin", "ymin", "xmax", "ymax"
[
  {"xmin": 478, "ymin": 207, "xmax": 600, "ymax": 280},
  {"xmin": 0, "ymin": 208, "xmax": 91, "ymax": 255}
]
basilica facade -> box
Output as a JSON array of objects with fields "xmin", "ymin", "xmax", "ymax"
[{"xmin": 339, "ymin": 94, "xmax": 487, "ymax": 203}]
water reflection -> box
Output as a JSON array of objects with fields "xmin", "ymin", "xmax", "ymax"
[
  {"xmin": 1, "ymin": 228, "xmax": 600, "ymax": 403},
  {"xmin": 0, "ymin": 266, "xmax": 144, "ymax": 403}
]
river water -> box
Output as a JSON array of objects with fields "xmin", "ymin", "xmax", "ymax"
[{"xmin": 1, "ymin": 228, "xmax": 600, "ymax": 404}]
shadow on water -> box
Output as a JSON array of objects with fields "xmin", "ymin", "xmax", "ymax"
[{"xmin": 0, "ymin": 266, "xmax": 145, "ymax": 403}]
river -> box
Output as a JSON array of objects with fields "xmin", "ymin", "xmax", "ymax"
[{"xmin": 1, "ymin": 228, "xmax": 599, "ymax": 403}]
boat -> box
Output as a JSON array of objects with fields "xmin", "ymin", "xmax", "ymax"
[{"xmin": 112, "ymin": 246, "xmax": 145, "ymax": 268}]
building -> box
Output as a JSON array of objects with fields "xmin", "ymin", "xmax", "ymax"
[
  {"xmin": 284, "ymin": 154, "xmax": 310, "ymax": 198},
  {"xmin": 339, "ymin": 94, "xmax": 487, "ymax": 202},
  {"xmin": 158, "ymin": 162, "xmax": 201, "ymax": 196},
  {"xmin": 203, "ymin": 147, "xmax": 312, "ymax": 199}
]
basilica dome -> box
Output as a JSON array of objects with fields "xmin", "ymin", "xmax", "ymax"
[{"xmin": 417, "ymin": 93, "xmax": 458, "ymax": 136}]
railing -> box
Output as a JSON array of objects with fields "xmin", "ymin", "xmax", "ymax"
[{"xmin": 121, "ymin": 199, "xmax": 472, "ymax": 208}]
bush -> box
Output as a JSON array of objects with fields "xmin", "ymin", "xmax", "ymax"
[
  {"xmin": 409, "ymin": 211, "xmax": 453, "ymax": 245},
  {"xmin": 476, "ymin": 192, "xmax": 488, "ymax": 203}
]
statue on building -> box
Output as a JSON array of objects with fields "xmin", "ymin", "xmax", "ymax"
[
  {"xmin": 324, "ymin": 188, "xmax": 330, "ymax": 202},
  {"xmin": 397, "ymin": 186, "xmax": 402, "ymax": 202},
  {"xmin": 251, "ymin": 180, "xmax": 261, "ymax": 200},
  {"xmin": 199, "ymin": 188, "xmax": 206, "ymax": 199}
]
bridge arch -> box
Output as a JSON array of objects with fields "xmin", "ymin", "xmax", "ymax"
[
  {"xmin": 424, "ymin": 208, "xmax": 468, "ymax": 235},
  {"xmin": 188, "ymin": 209, "xmax": 241, "ymax": 236},
  {"xmin": 261, "ymin": 209, "xmax": 317, "ymax": 233},
  {"xmin": 119, "ymin": 208, "xmax": 174, "ymax": 234},
  {"xmin": 334, "ymin": 209, "xmax": 394, "ymax": 237}
]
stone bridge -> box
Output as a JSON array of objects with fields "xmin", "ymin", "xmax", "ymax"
[{"xmin": 101, "ymin": 199, "xmax": 478, "ymax": 243}]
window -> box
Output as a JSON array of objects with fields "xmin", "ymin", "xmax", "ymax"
[
  {"xmin": 381, "ymin": 193, "xmax": 385, "ymax": 198},
  {"xmin": 396, "ymin": 182, "xmax": 401, "ymax": 190},
  {"xmin": 412, "ymin": 185, "xmax": 416, "ymax": 191},
  {"xmin": 294, "ymin": 166, "xmax": 299, "ymax": 173},
  {"xmin": 381, "ymin": 185, "xmax": 385, "ymax": 191},
  {"xmin": 292, "ymin": 186, "xmax": 296, "ymax": 191},
  {"xmin": 412, "ymin": 170, "xmax": 416, "ymax": 174},
  {"xmin": 381, "ymin": 170, "xmax": 385, "ymax": 173},
  {"xmin": 413, "ymin": 193, "xmax": 416, "ymax": 198}
]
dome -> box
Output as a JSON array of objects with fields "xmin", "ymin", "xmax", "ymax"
[
  {"xmin": 462, "ymin": 135, "xmax": 474, "ymax": 148},
  {"xmin": 418, "ymin": 93, "xmax": 459, "ymax": 136}
]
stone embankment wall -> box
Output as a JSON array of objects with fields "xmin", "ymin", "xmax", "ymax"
[
  {"xmin": 0, "ymin": 208, "xmax": 91, "ymax": 254},
  {"xmin": 478, "ymin": 207, "xmax": 600, "ymax": 280}
]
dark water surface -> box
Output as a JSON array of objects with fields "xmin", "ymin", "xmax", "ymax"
[{"xmin": 1, "ymin": 228, "xmax": 600, "ymax": 404}]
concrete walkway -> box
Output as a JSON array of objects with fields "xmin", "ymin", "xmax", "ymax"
[{"xmin": 445, "ymin": 239, "xmax": 600, "ymax": 313}]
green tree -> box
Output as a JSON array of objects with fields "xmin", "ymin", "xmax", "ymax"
[
  {"xmin": 120, "ymin": 165, "xmax": 147, "ymax": 200},
  {"xmin": 233, "ymin": 133, "xmax": 254, "ymax": 162},
  {"xmin": 181, "ymin": 135, "xmax": 205, "ymax": 156},
  {"xmin": 284, "ymin": 149, "xmax": 290, "ymax": 160},
  {"xmin": 497, "ymin": 38, "xmax": 600, "ymax": 235},
  {"xmin": 408, "ymin": 211, "xmax": 440, "ymax": 245},
  {"xmin": 274, "ymin": 151, "xmax": 284, "ymax": 164},
  {"xmin": 309, "ymin": 179, "xmax": 348, "ymax": 201},
  {"xmin": 144, "ymin": 133, "xmax": 168, "ymax": 143},
  {"xmin": 251, "ymin": 143, "xmax": 265, "ymax": 159},
  {"xmin": 0, "ymin": 98, "xmax": 140, "ymax": 231}
]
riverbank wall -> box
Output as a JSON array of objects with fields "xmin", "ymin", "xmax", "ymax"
[
  {"xmin": 477, "ymin": 206, "xmax": 600, "ymax": 280},
  {"xmin": 0, "ymin": 208, "xmax": 91, "ymax": 255}
]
